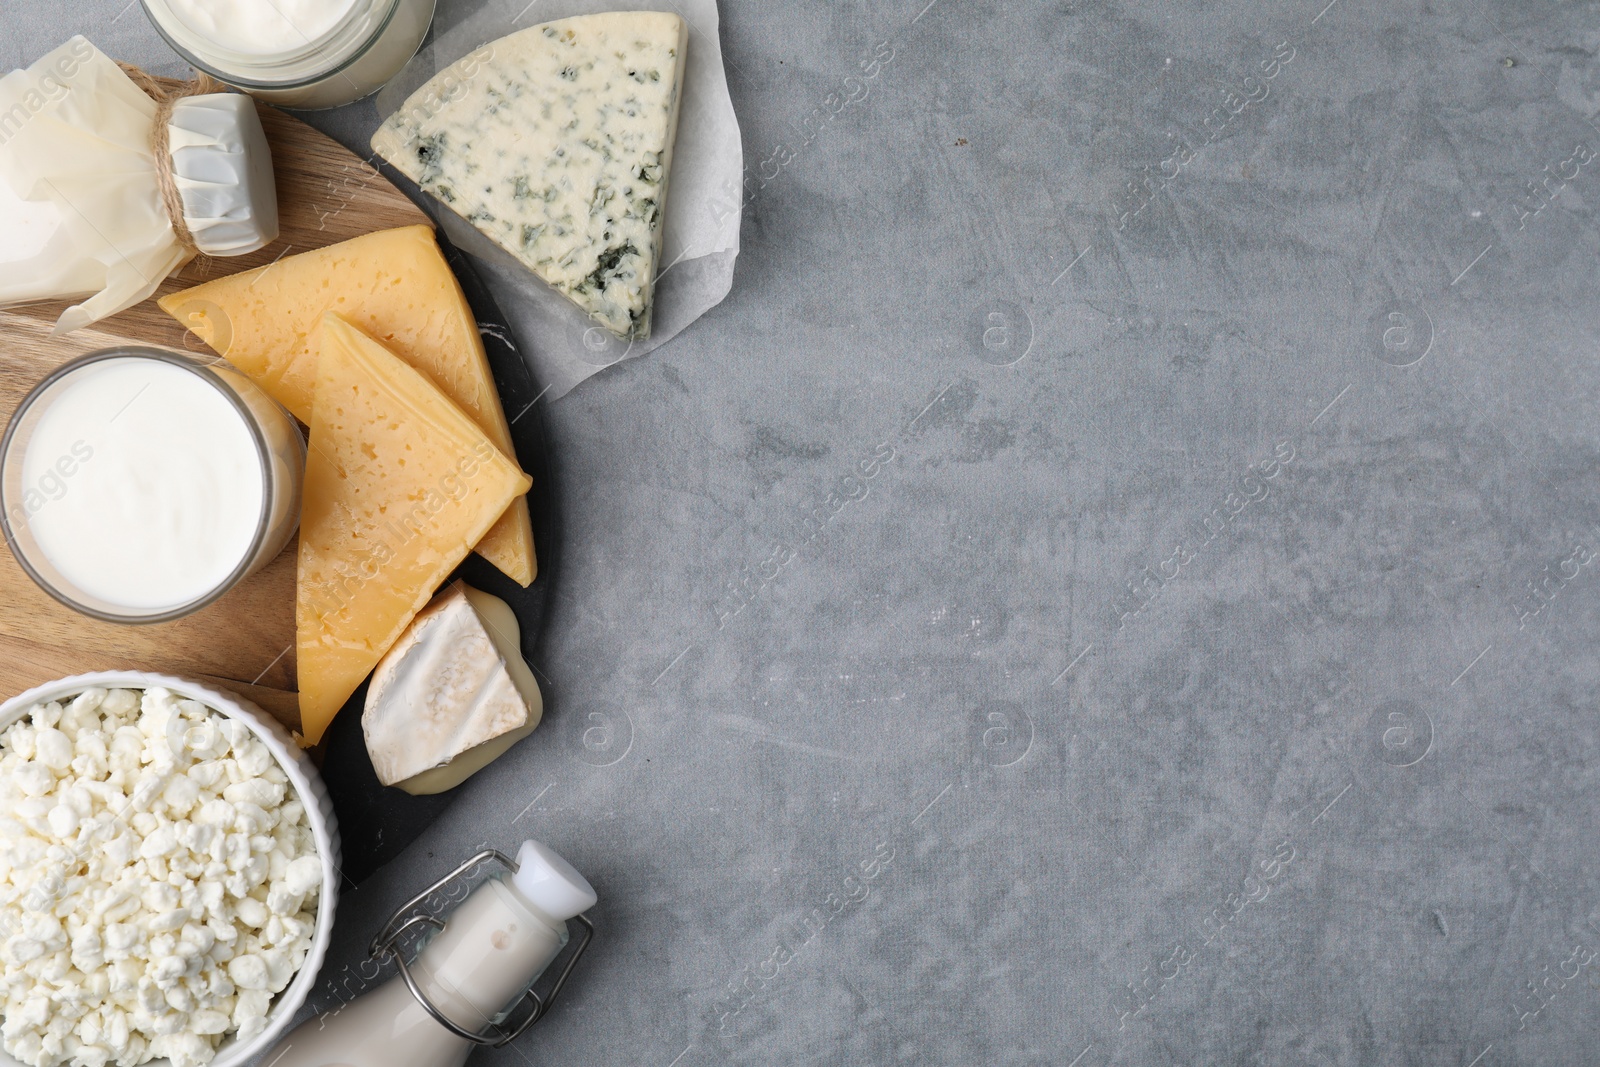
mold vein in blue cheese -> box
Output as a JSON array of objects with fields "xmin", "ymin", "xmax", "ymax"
[{"xmin": 369, "ymin": 12, "xmax": 688, "ymax": 340}]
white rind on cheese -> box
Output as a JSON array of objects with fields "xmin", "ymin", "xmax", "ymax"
[
  {"xmin": 370, "ymin": 12, "xmax": 688, "ymax": 340},
  {"xmin": 362, "ymin": 581, "xmax": 543, "ymax": 793},
  {"xmin": 396, "ymin": 585, "xmax": 544, "ymax": 795}
]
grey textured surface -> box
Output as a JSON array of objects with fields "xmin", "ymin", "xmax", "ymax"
[{"xmin": 12, "ymin": 0, "xmax": 1600, "ymax": 1063}]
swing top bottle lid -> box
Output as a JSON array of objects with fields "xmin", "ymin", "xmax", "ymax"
[{"xmin": 512, "ymin": 840, "xmax": 596, "ymax": 922}]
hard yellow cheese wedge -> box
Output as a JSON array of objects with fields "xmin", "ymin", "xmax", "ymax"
[
  {"xmin": 297, "ymin": 313, "xmax": 531, "ymax": 745},
  {"xmin": 157, "ymin": 225, "xmax": 536, "ymax": 586}
]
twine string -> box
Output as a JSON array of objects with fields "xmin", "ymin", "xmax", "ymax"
[{"xmin": 117, "ymin": 64, "xmax": 229, "ymax": 255}]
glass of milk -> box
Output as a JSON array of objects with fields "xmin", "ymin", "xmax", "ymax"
[
  {"xmin": 140, "ymin": 0, "xmax": 436, "ymax": 109},
  {"xmin": 0, "ymin": 348, "xmax": 305, "ymax": 623}
]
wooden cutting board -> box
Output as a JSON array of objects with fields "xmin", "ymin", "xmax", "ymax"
[{"xmin": 0, "ymin": 99, "xmax": 431, "ymax": 734}]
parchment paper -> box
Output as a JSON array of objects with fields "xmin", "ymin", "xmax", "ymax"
[
  {"xmin": 0, "ymin": 38, "xmax": 278, "ymax": 334},
  {"xmin": 0, "ymin": 38, "xmax": 185, "ymax": 334},
  {"xmin": 375, "ymin": 0, "xmax": 744, "ymax": 400}
]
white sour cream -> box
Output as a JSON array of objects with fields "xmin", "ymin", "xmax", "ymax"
[
  {"xmin": 19, "ymin": 358, "xmax": 264, "ymax": 611},
  {"xmin": 162, "ymin": 0, "xmax": 362, "ymax": 57}
]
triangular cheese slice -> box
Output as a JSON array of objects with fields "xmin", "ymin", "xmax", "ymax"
[
  {"xmin": 370, "ymin": 12, "xmax": 688, "ymax": 340},
  {"xmin": 362, "ymin": 581, "xmax": 543, "ymax": 794},
  {"xmin": 157, "ymin": 225, "xmax": 536, "ymax": 586},
  {"xmin": 297, "ymin": 313, "xmax": 531, "ymax": 745}
]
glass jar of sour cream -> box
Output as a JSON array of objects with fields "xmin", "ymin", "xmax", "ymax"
[
  {"xmin": 0, "ymin": 349, "xmax": 304, "ymax": 624},
  {"xmin": 140, "ymin": 0, "xmax": 436, "ymax": 109}
]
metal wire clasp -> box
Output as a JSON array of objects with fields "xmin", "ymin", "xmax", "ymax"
[{"xmin": 367, "ymin": 849, "xmax": 596, "ymax": 1048}]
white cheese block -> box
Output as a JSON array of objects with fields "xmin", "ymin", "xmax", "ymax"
[
  {"xmin": 362, "ymin": 581, "xmax": 544, "ymax": 794},
  {"xmin": 370, "ymin": 11, "xmax": 688, "ymax": 340}
]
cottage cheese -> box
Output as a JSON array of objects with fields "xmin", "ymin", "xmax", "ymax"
[{"xmin": 0, "ymin": 688, "xmax": 319, "ymax": 1067}]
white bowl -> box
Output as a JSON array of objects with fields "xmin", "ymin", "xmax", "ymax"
[{"xmin": 0, "ymin": 672, "xmax": 341, "ymax": 1067}]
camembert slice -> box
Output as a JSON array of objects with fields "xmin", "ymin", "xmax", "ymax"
[
  {"xmin": 298, "ymin": 314, "xmax": 531, "ymax": 745},
  {"xmin": 363, "ymin": 581, "xmax": 544, "ymax": 794},
  {"xmin": 157, "ymin": 225, "xmax": 537, "ymax": 586},
  {"xmin": 370, "ymin": 12, "xmax": 688, "ymax": 340}
]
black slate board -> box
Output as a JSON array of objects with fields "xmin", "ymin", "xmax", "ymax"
[{"xmin": 319, "ymin": 237, "xmax": 560, "ymax": 887}]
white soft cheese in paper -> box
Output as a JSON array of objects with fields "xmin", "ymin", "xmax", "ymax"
[
  {"xmin": 0, "ymin": 38, "xmax": 181, "ymax": 331},
  {"xmin": 371, "ymin": 12, "xmax": 689, "ymax": 340},
  {"xmin": 0, "ymin": 37, "xmax": 277, "ymax": 334},
  {"xmin": 0, "ymin": 176, "xmax": 103, "ymax": 304},
  {"xmin": 363, "ymin": 581, "xmax": 544, "ymax": 794}
]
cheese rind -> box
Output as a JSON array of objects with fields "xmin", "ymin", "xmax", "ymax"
[
  {"xmin": 157, "ymin": 225, "xmax": 536, "ymax": 586},
  {"xmin": 370, "ymin": 12, "xmax": 688, "ymax": 340},
  {"xmin": 363, "ymin": 581, "xmax": 544, "ymax": 794},
  {"xmin": 297, "ymin": 314, "xmax": 531, "ymax": 745}
]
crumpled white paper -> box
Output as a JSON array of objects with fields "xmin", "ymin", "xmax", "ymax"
[
  {"xmin": 0, "ymin": 37, "xmax": 185, "ymax": 334},
  {"xmin": 169, "ymin": 93, "xmax": 280, "ymax": 257},
  {"xmin": 375, "ymin": 0, "xmax": 743, "ymax": 400},
  {"xmin": 0, "ymin": 37, "xmax": 278, "ymax": 334}
]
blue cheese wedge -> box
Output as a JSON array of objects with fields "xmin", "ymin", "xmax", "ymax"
[
  {"xmin": 362, "ymin": 581, "xmax": 544, "ymax": 795},
  {"xmin": 370, "ymin": 12, "xmax": 688, "ymax": 340}
]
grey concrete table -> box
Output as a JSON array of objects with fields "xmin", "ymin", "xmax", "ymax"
[{"xmin": 12, "ymin": 0, "xmax": 1600, "ymax": 1063}]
